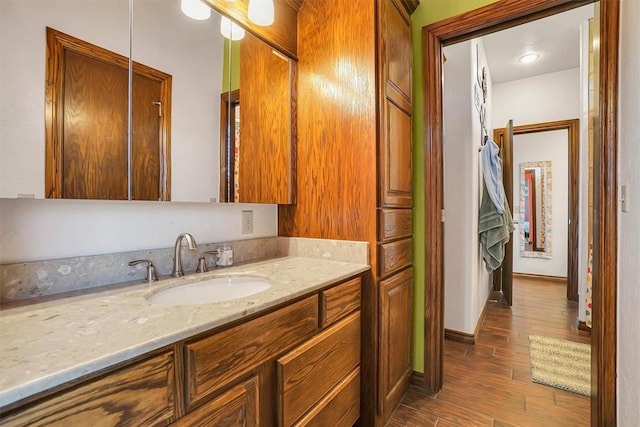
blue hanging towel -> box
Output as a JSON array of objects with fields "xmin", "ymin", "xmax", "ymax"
[{"xmin": 480, "ymin": 139, "xmax": 505, "ymax": 214}]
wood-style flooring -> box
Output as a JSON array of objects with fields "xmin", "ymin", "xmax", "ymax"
[{"xmin": 388, "ymin": 276, "xmax": 591, "ymax": 426}]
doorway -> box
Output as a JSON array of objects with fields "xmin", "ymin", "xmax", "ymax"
[
  {"xmin": 494, "ymin": 119, "xmax": 580, "ymax": 301},
  {"xmin": 420, "ymin": 1, "xmax": 619, "ymax": 425}
]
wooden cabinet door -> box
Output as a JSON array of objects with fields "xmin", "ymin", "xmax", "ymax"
[
  {"xmin": 239, "ymin": 32, "xmax": 296, "ymax": 204},
  {"xmin": 379, "ymin": 0, "xmax": 413, "ymax": 208},
  {"xmin": 1, "ymin": 351, "xmax": 176, "ymax": 427},
  {"xmin": 379, "ymin": 268, "xmax": 413, "ymax": 421},
  {"xmin": 172, "ymin": 377, "xmax": 259, "ymax": 427}
]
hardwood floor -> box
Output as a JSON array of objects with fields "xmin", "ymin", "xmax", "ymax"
[{"xmin": 388, "ymin": 276, "xmax": 591, "ymax": 426}]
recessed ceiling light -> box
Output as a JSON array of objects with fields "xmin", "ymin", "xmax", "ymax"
[{"xmin": 518, "ymin": 53, "xmax": 540, "ymax": 64}]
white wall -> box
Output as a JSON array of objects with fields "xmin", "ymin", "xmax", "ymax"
[
  {"xmin": 512, "ymin": 130, "xmax": 568, "ymax": 276},
  {"xmin": 0, "ymin": 199, "xmax": 278, "ymax": 263},
  {"xmin": 618, "ymin": 0, "xmax": 640, "ymax": 422},
  {"xmin": 0, "ymin": 0, "xmax": 224, "ymax": 202},
  {"xmin": 492, "ymin": 68, "xmax": 580, "ymax": 126},
  {"xmin": 443, "ymin": 38, "xmax": 492, "ymax": 334},
  {"xmin": 493, "ymin": 69, "xmax": 578, "ymax": 278}
]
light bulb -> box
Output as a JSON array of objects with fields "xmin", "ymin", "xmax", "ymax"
[
  {"xmin": 248, "ymin": 0, "xmax": 274, "ymax": 26},
  {"xmin": 181, "ymin": 0, "xmax": 211, "ymax": 20},
  {"xmin": 220, "ymin": 16, "xmax": 245, "ymax": 41}
]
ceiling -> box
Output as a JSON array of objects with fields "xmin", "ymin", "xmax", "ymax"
[{"xmin": 481, "ymin": 4, "xmax": 594, "ymax": 84}]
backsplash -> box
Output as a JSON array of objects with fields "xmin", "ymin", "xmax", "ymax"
[
  {"xmin": 0, "ymin": 237, "xmax": 369, "ymax": 304},
  {"xmin": 0, "ymin": 237, "xmax": 278, "ymax": 304}
]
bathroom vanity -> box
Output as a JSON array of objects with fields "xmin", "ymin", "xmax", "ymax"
[{"xmin": 0, "ymin": 256, "xmax": 369, "ymax": 426}]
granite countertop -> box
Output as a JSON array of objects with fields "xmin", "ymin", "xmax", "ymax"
[{"xmin": 0, "ymin": 256, "xmax": 369, "ymax": 409}]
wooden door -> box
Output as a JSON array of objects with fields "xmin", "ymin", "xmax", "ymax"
[
  {"xmin": 62, "ymin": 50, "xmax": 129, "ymax": 200},
  {"xmin": 132, "ymin": 72, "xmax": 163, "ymax": 201},
  {"xmin": 63, "ymin": 61, "xmax": 164, "ymax": 201},
  {"xmin": 500, "ymin": 119, "xmax": 514, "ymax": 306}
]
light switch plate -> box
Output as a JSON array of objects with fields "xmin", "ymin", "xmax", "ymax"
[
  {"xmin": 241, "ymin": 210, "xmax": 253, "ymax": 234},
  {"xmin": 621, "ymin": 184, "xmax": 629, "ymax": 213}
]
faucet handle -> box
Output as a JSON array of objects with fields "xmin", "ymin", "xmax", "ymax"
[
  {"xmin": 196, "ymin": 250, "xmax": 219, "ymax": 273},
  {"xmin": 129, "ymin": 259, "xmax": 159, "ymax": 283}
]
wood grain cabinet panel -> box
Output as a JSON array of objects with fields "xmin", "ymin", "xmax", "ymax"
[
  {"xmin": 378, "ymin": 208, "xmax": 413, "ymax": 241},
  {"xmin": 185, "ymin": 296, "xmax": 318, "ymax": 409},
  {"xmin": 380, "ymin": 98, "xmax": 412, "ymax": 208},
  {"xmin": 320, "ymin": 277, "xmax": 361, "ymax": 328},
  {"xmin": 379, "ymin": 0, "xmax": 413, "ymax": 210},
  {"xmin": 277, "ymin": 312, "xmax": 361, "ymax": 426},
  {"xmin": 379, "ymin": 268, "xmax": 413, "ymax": 421},
  {"xmin": 378, "ymin": 238, "xmax": 413, "ymax": 278},
  {"xmin": 172, "ymin": 377, "xmax": 259, "ymax": 427},
  {"xmin": 383, "ymin": 0, "xmax": 413, "ymax": 102},
  {"xmin": 1, "ymin": 351, "xmax": 176, "ymax": 427},
  {"xmin": 293, "ymin": 367, "xmax": 360, "ymax": 427},
  {"xmin": 239, "ymin": 32, "xmax": 296, "ymax": 204}
]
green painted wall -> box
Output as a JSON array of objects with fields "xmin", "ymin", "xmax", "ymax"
[
  {"xmin": 222, "ymin": 39, "xmax": 241, "ymax": 92},
  {"xmin": 411, "ymin": 0, "xmax": 497, "ymax": 373}
]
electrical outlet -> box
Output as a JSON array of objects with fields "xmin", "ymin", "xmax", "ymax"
[{"xmin": 241, "ymin": 210, "xmax": 253, "ymax": 234}]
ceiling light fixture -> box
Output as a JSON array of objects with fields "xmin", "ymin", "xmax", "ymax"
[
  {"xmin": 518, "ymin": 52, "xmax": 540, "ymax": 64},
  {"xmin": 220, "ymin": 16, "xmax": 245, "ymax": 41},
  {"xmin": 248, "ymin": 0, "xmax": 274, "ymax": 26},
  {"xmin": 181, "ymin": 0, "xmax": 211, "ymax": 20}
]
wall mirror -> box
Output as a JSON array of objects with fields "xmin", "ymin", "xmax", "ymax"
[
  {"xmin": 0, "ymin": 0, "xmax": 295, "ymax": 204},
  {"xmin": 219, "ymin": 31, "xmax": 296, "ymax": 204},
  {"xmin": 519, "ymin": 160, "xmax": 552, "ymax": 258}
]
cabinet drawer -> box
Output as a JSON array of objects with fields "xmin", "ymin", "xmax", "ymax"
[
  {"xmin": 277, "ymin": 311, "xmax": 360, "ymax": 426},
  {"xmin": 172, "ymin": 377, "xmax": 258, "ymax": 427},
  {"xmin": 378, "ymin": 208, "xmax": 413, "ymax": 241},
  {"xmin": 294, "ymin": 367, "xmax": 360, "ymax": 427},
  {"xmin": 320, "ymin": 276, "xmax": 361, "ymax": 328},
  {"xmin": 2, "ymin": 351, "xmax": 175, "ymax": 427},
  {"xmin": 185, "ymin": 296, "xmax": 318, "ymax": 409},
  {"xmin": 378, "ymin": 237, "xmax": 413, "ymax": 277}
]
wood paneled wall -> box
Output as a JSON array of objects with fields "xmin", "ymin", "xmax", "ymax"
[{"xmin": 278, "ymin": 0, "xmax": 378, "ymax": 255}]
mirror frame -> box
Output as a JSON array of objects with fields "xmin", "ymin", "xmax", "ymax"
[{"xmin": 519, "ymin": 160, "xmax": 552, "ymax": 258}]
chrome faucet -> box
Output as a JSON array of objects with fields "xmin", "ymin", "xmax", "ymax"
[{"xmin": 171, "ymin": 233, "xmax": 198, "ymax": 277}]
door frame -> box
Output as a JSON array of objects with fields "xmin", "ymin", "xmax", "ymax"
[
  {"xmin": 421, "ymin": 1, "xmax": 618, "ymax": 425},
  {"xmin": 494, "ymin": 119, "xmax": 580, "ymax": 301}
]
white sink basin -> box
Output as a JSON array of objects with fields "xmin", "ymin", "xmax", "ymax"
[{"xmin": 147, "ymin": 276, "xmax": 272, "ymax": 305}]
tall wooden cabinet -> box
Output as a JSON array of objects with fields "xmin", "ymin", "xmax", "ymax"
[{"xmin": 279, "ymin": 0, "xmax": 418, "ymax": 424}]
